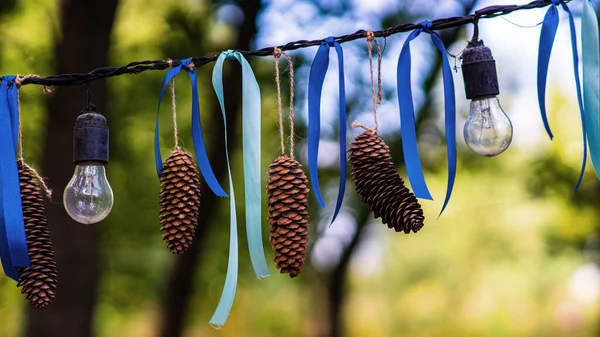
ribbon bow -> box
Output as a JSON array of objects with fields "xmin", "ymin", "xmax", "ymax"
[
  {"xmin": 155, "ymin": 57, "xmax": 227, "ymax": 197},
  {"xmin": 307, "ymin": 36, "xmax": 347, "ymax": 224},
  {"xmin": 537, "ymin": 0, "xmax": 587, "ymax": 191},
  {"xmin": 210, "ymin": 50, "xmax": 270, "ymax": 328},
  {"xmin": 0, "ymin": 76, "xmax": 30, "ymax": 280},
  {"xmin": 397, "ymin": 21, "xmax": 456, "ymax": 214}
]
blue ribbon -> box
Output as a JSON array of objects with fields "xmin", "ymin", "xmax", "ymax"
[
  {"xmin": 0, "ymin": 76, "xmax": 30, "ymax": 280},
  {"xmin": 582, "ymin": 0, "xmax": 600, "ymax": 180},
  {"xmin": 397, "ymin": 21, "xmax": 456, "ymax": 214},
  {"xmin": 210, "ymin": 50, "xmax": 269, "ymax": 327},
  {"xmin": 537, "ymin": 0, "xmax": 587, "ymax": 192},
  {"xmin": 154, "ymin": 58, "xmax": 227, "ymax": 197},
  {"xmin": 307, "ymin": 36, "xmax": 347, "ymax": 224}
]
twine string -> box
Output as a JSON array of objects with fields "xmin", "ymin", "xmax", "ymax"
[
  {"xmin": 274, "ymin": 48, "xmax": 285, "ymax": 155},
  {"xmin": 167, "ymin": 60, "xmax": 180, "ymax": 149},
  {"xmin": 171, "ymin": 79, "xmax": 178, "ymax": 149},
  {"xmin": 274, "ymin": 47, "xmax": 296, "ymax": 158},
  {"xmin": 366, "ymin": 30, "xmax": 382, "ymax": 131},
  {"xmin": 14, "ymin": 75, "xmax": 53, "ymax": 198}
]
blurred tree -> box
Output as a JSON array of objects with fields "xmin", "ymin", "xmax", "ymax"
[
  {"xmin": 26, "ymin": 1, "xmax": 119, "ymax": 337},
  {"xmin": 311, "ymin": 1, "xmax": 478, "ymax": 336},
  {"xmin": 157, "ymin": 1, "xmax": 264, "ymax": 336}
]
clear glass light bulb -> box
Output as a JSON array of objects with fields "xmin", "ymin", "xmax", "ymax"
[
  {"xmin": 63, "ymin": 163, "xmax": 114, "ymax": 224},
  {"xmin": 463, "ymin": 96, "xmax": 513, "ymax": 156}
]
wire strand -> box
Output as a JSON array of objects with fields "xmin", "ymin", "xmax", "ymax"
[{"xmin": 16, "ymin": 0, "xmax": 565, "ymax": 88}]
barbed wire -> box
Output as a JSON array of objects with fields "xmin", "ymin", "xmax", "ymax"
[{"xmin": 19, "ymin": 0, "xmax": 566, "ymax": 87}]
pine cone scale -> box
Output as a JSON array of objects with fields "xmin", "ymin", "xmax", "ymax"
[
  {"xmin": 266, "ymin": 154, "xmax": 310, "ymax": 278},
  {"xmin": 16, "ymin": 160, "xmax": 58, "ymax": 309},
  {"xmin": 348, "ymin": 131, "xmax": 425, "ymax": 233},
  {"xmin": 159, "ymin": 149, "xmax": 201, "ymax": 254}
]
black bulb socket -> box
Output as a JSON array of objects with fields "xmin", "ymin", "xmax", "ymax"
[
  {"xmin": 73, "ymin": 104, "xmax": 109, "ymax": 164},
  {"xmin": 461, "ymin": 40, "xmax": 500, "ymax": 100}
]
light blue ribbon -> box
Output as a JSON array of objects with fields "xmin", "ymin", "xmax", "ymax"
[
  {"xmin": 307, "ymin": 36, "xmax": 347, "ymax": 224},
  {"xmin": 210, "ymin": 50, "xmax": 269, "ymax": 327},
  {"xmin": 154, "ymin": 58, "xmax": 227, "ymax": 197},
  {"xmin": 0, "ymin": 76, "xmax": 30, "ymax": 281},
  {"xmin": 397, "ymin": 21, "xmax": 456, "ymax": 214},
  {"xmin": 537, "ymin": 0, "xmax": 587, "ymax": 192},
  {"xmin": 582, "ymin": 0, "xmax": 600, "ymax": 180}
]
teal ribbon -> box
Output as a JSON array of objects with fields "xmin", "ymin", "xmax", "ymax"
[
  {"xmin": 210, "ymin": 50, "xmax": 270, "ymax": 327},
  {"xmin": 0, "ymin": 76, "xmax": 30, "ymax": 281},
  {"xmin": 582, "ymin": 0, "xmax": 600, "ymax": 180}
]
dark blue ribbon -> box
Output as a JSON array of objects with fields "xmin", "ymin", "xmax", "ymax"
[
  {"xmin": 0, "ymin": 76, "xmax": 30, "ymax": 280},
  {"xmin": 307, "ymin": 36, "xmax": 347, "ymax": 224},
  {"xmin": 397, "ymin": 21, "xmax": 457, "ymax": 214},
  {"xmin": 155, "ymin": 58, "xmax": 227, "ymax": 197},
  {"xmin": 537, "ymin": 0, "xmax": 587, "ymax": 192}
]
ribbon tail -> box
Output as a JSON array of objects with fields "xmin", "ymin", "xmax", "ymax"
[
  {"xmin": 537, "ymin": 5, "xmax": 559, "ymax": 140},
  {"xmin": 235, "ymin": 53, "xmax": 269, "ymax": 278},
  {"xmin": 0, "ymin": 78, "xmax": 29, "ymax": 279},
  {"xmin": 582, "ymin": 0, "xmax": 600, "ymax": 181},
  {"xmin": 209, "ymin": 54, "xmax": 239, "ymax": 327},
  {"xmin": 397, "ymin": 29, "xmax": 433, "ymax": 200},
  {"xmin": 431, "ymin": 33, "xmax": 457, "ymax": 215},
  {"xmin": 307, "ymin": 43, "xmax": 330, "ymax": 208},
  {"xmin": 561, "ymin": 3, "xmax": 588, "ymax": 192},
  {"xmin": 155, "ymin": 67, "xmax": 183, "ymax": 178},
  {"xmin": 329, "ymin": 42, "xmax": 347, "ymax": 225},
  {"xmin": 187, "ymin": 69, "xmax": 228, "ymax": 197}
]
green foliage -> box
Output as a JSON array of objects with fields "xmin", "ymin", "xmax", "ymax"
[{"xmin": 0, "ymin": 1, "xmax": 599, "ymax": 337}]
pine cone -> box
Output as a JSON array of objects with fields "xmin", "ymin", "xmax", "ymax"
[
  {"xmin": 16, "ymin": 160, "xmax": 58, "ymax": 309},
  {"xmin": 348, "ymin": 130, "xmax": 425, "ymax": 233},
  {"xmin": 266, "ymin": 154, "xmax": 310, "ymax": 278},
  {"xmin": 159, "ymin": 149, "xmax": 201, "ymax": 254}
]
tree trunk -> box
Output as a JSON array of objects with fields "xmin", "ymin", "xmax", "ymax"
[
  {"xmin": 25, "ymin": 1, "xmax": 119, "ymax": 337},
  {"xmin": 157, "ymin": 1, "xmax": 262, "ymax": 336}
]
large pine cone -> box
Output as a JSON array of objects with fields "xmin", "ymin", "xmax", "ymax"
[
  {"xmin": 159, "ymin": 149, "xmax": 201, "ymax": 254},
  {"xmin": 348, "ymin": 130, "xmax": 425, "ymax": 233},
  {"xmin": 16, "ymin": 160, "xmax": 58, "ymax": 309},
  {"xmin": 266, "ymin": 154, "xmax": 310, "ymax": 278}
]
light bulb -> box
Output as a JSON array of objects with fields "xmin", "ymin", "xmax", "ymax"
[
  {"xmin": 64, "ymin": 104, "xmax": 113, "ymax": 224},
  {"xmin": 63, "ymin": 163, "xmax": 113, "ymax": 224},
  {"xmin": 463, "ymin": 96, "xmax": 512, "ymax": 156},
  {"xmin": 461, "ymin": 39, "xmax": 513, "ymax": 157}
]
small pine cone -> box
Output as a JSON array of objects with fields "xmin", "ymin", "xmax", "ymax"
[
  {"xmin": 159, "ymin": 149, "xmax": 201, "ymax": 254},
  {"xmin": 266, "ymin": 154, "xmax": 310, "ymax": 278},
  {"xmin": 16, "ymin": 160, "xmax": 58, "ymax": 309},
  {"xmin": 348, "ymin": 130, "xmax": 425, "ymax": 233}
]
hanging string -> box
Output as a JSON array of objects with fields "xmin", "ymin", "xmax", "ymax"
[
  {"xmin": 13, "ymin": 75, "xmax": 52, "ymax": 199},
  {"xmin": 273, "ymin": 47, "xmax": 296, "ymax": 159},
  {"xmin": 171, "ymin": 79, "xmax": 179, "ymax": 149},
  {"xmin": 167, "ymin": 59, "xmax": 180, "ymax": 149},
  {"xmin": 353, "ymin": 30, "xmax": 382, "ymax": 133},
  {"xmin": 274, "ymin": 48, "xmax": 285, "ymax": 155},
  {"xmin": 367, "ymin": 30, "xmax": 382, "ymax": 131}
]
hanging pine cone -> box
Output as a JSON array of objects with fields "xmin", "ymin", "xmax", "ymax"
[
  {"xmin": 16, "ymin": 160, "xmax": 58, "ymax": 309},
  {"xmin": 348, "ymin": 130, "xmax": 425, "ymax": 233},
  {"xmin": 266, "ymin": 154, "xmax": 310, "ymax": 278},
  {"xmin": 159, "ymin": 149, "xmax": 201, "ymax": 254}
]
